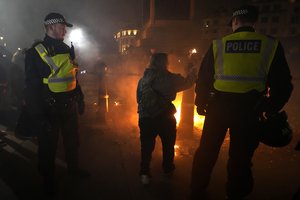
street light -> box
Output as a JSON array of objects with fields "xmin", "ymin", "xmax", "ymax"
[{"xmin": 68, "ymin": 28, "xmax": 84, "ymax": 48}]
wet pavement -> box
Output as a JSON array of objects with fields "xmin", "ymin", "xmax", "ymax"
[
  {"xmin": 0, "ymin": 56, "xmax": 298, "ymax": 200},
  {"xmin": 1, "ymin": 103, "xmax": 300, "ymax": 200}
]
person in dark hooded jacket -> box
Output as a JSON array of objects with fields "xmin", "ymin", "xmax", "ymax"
[{"xmin": 136, "ymin": 53, "xmax": 196, "ymax": 185}]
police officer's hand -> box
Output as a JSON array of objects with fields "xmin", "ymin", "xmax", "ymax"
[
  {"xmin": 196, "ymin": 106, "xmax": 206, "ymax": 116},
  {"xmin": 77, "ymin": 100, "xmax": 85, "ymax": 115}
]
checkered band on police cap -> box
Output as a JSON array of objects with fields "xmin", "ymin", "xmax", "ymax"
[
  {"xmin": 232, "ymin": 9, "xmax": 249, "ymax": 17},
  {"xmin": 231, "ymin": 5, "xmax": 259, "ymax": 22},
  {"xmin": 44, "ymin": 12, "xmax": 73, "ymax": 27}
]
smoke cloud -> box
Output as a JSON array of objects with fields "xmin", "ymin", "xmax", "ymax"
[{"xmin": 0, "ymin": 0, "xmax": 142, "ymax": 53}]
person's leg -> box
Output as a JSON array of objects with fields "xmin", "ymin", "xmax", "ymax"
[
  {"xmin": 37, "ymin": 121, "xmax": 59, "ymax": 196},
  {"xmin": 62, "ymin": 104, "xmax": 79, "ymax": 171},
  {"xmin": 190, "ymin": 107, "xmax": 228, "ymax": 198},
  {"xmin": 38, "ymin": 123, "xmax": 59, "ymax": 176},
  {"xmin": 226, "ymin": 111, "xmax": 260, "ymax": 199},
  {"xmin": 139, "ymin": 117, "xmax": 157, "ymax": 176},
  {"xmin": 158, "ymin": 115, "xmax": 177, "ymax": 174},
  {"xmin": 191, "ymin": 123, "xmax": 227, "ymax": 188}
]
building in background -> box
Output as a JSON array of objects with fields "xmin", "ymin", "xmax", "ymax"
[
  {"xmin": 251, "ymin": 0, "xmax": 300, "ymax": 37},
  {"xmin": 114, "ymin": 28, "xmax": 139, "ymax": 54},
  {"xmin": 200, "ymin": 0, "xmax": 300, "ymax": 40},
  {"xmin": 112, "ymin": 0, "xmax": 300, "ymax": 137},
  {"xmin": 138, "ymin": 0, "xmax": 203, "ymax": 54}
]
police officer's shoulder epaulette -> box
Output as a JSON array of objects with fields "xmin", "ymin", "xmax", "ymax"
[
  {"xmin": 60, "ymin": 42, "xmax": 71, "ymax": 53},
  {"xmin": 31, "ymin": 39, "xmax": 43, "ymax": 48}
]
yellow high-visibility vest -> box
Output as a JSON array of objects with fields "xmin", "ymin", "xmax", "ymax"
[
  {"xmin": 35, "ymin": 43, "xmax": 77, "ymax": 93},
  {"xmin": 212, "ymin": 31, "xmax": 278, "ymax": 93}
]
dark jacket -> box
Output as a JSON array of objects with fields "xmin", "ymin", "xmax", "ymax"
[
  {"xmin": 24, "ymin": 35, "xmax": 83, "ymax": 121},
  {"xmin": 195, "ymin": 26, "xmax": 293, "ymax": 113},
  {"xmin": 137, "ymin": 67, "xmax": 196, "ymax": 118}
]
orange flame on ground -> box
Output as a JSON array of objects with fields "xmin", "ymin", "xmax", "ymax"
[{"xmin": 172, "ymin": 92, "xmax": 205, "ymax": 130}]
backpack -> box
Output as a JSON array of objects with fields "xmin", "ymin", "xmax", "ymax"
[{"xmin": 138, "ymin": 72, "xmax": 167, "ymax": 117}]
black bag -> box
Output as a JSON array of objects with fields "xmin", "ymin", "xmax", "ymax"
[{"xmin": 139, "ymin": 75, "xmax": 168, "ymax": 117}]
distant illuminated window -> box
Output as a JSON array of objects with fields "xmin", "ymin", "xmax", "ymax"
[
  {"xmin": 122, "ymin": 46, "xmax": 126, "ymax": 52},
  {"xmin": 133, "ymin": 30, "xmax": 138, "ymax": 35},
  {"xmin": 127, "ymin": 30, "xmax": 132, "ymax": 35},
  {"xmin": 122, "ymin": 31, "xmax": 127, "ymax": 36},
  {"xmin": 117, "ymin": 32, "xmax": 121, "ymax": 38}
]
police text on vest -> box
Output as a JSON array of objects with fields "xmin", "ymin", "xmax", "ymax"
[{"xmin": 225, "ymin": 40, "xmax": 261, "ymax": 53}]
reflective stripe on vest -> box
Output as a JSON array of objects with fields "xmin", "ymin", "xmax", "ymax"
[
  {"xmin": 35, "ymin": 44, "xmax": 77, "ymax": 93},
  {"xmin": 213, "ymin": 32, "xmax": 278, "ymax": 93}
]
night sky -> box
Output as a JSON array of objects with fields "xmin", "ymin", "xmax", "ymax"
[{"xmin": 0, "ymin": 0, "xmax": 243, "ymax": 54}]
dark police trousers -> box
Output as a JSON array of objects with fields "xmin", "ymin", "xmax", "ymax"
[
  {"xmin": 38, "ymin": 97, "xmax": 79, "ymax": 179},
  {"xmin": 139, "ymin": 113, "xmax": 177, "ymax": 175},
  {"xmin": 191, "ymin": 91, "xmax": 260, "ymax": 198}
]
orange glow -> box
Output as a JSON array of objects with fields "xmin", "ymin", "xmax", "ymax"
[
  {"xmin": 174, "ymin": 144, "xmax": 180, "ymax": 157},
  {"xmin": 172, "ymin": 92, "xmax": 205, "ymax": 130},
  {"xmin": 194, "ymin": 107, "xmax": 205, "ymax": 129},
  {"xmin": 104, "ymin": 94, "xmax": 109, "ymax": 112},
  {"xmin": 172, "ymin": 92, "xmax": 183, "ymax": 125}
]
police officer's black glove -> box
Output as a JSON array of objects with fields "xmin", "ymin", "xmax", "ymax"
[
  {"xmin": 255, "ymin": 96, "xmax": 282, "ymax": 117},
  {"xmin": 196, "ymin": 106, "xmax": 206, "ymax": 116},
  {"xmin": 77, "ymin": 100, "xmax": 85, "ymax": 115}
]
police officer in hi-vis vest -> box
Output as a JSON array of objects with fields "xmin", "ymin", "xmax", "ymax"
[
  {"xmin": 25, "ymin": 12, "xmax": 88, "ymax": 196},
  {"xmin": 190, "ymin": 5, "xmax": 293, "ymax": 200}
]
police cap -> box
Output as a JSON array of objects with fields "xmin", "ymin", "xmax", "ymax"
[
  {"xmin": 44, "ymin": 12, "xmax": 73, "ymax": 27},
  {"xmin": 229, "ymin": 5, "xmax": 259, "ymax": 26}
]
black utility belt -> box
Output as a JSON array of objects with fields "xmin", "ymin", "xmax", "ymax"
[{"xmin": 45, "ymin": 96, "xmax": 77, "ymax": 106}]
